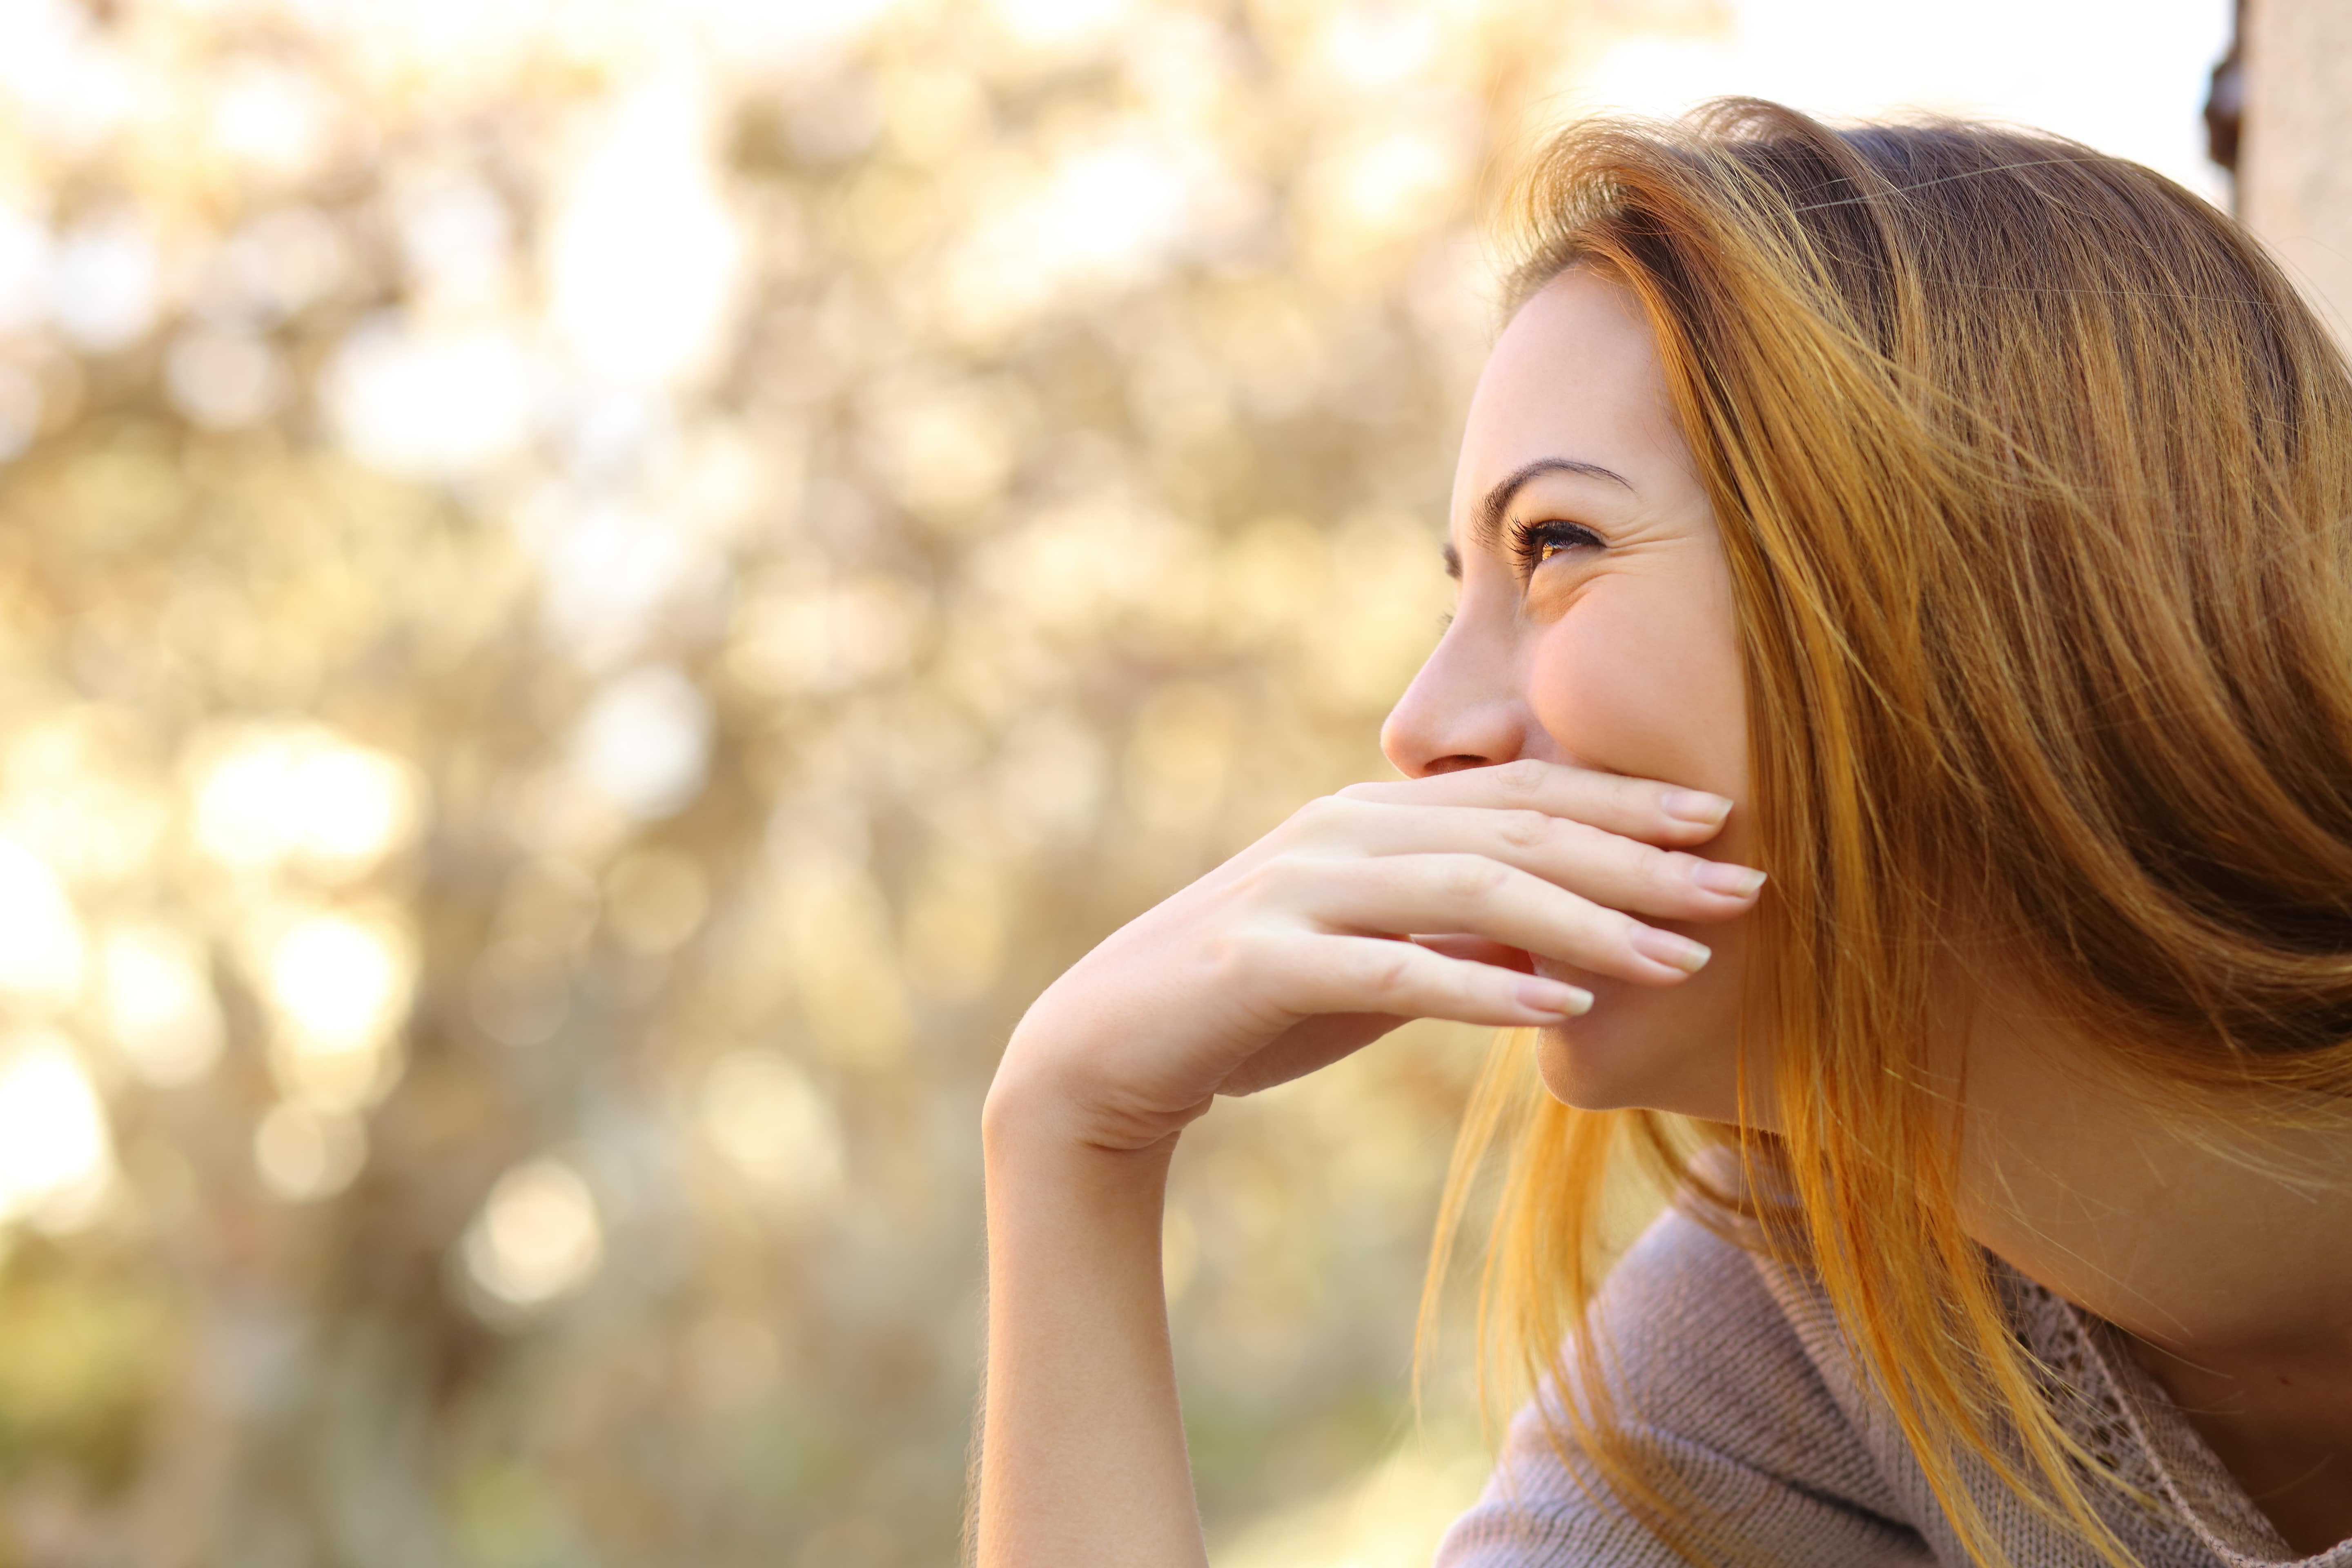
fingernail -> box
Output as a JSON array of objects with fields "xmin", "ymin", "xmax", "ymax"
[
  {"xmin": 1661, "ymin": 789, "xmax": 1733, "ymax": 826},
  {"xmin": 1630, "ymin": 927, "xmax": 1712, "ymax": 973},
  {"xmin": 1517, "ymin": 977, "xmax": 1592, "ymax": 1016},
  {"xmin": 1689, "ymin": 861, "xmax": 1767, "ymax": 897}
]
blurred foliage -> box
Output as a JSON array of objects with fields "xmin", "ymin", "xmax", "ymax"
[{"xmin": 0, "ymin": 0, "xmax": 1715, "ymax": 1564}]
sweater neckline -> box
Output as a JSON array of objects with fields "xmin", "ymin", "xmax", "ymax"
[{"xmin": 2005, "ymin": 1267, "xmax": 2352, "ymax": 1567}]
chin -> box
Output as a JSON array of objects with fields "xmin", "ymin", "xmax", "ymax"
[{"xmin": 1528, "ymin": 961, "xmax": 1747, "ymax": 1121}]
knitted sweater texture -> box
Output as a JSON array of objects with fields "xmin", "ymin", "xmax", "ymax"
[{"xmin": 1435, "ymin": 1206, "xmax": 2352, "ymax": 1567}]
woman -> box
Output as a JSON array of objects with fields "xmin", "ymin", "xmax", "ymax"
[{"xmin": 973, "ymin": 100, "xmax": 2352, "ymax": 1567}]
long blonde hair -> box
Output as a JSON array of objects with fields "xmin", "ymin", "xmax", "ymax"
[{"xmin": 1420, "ymin": 100, "xmax": 2352, "ymax": 1568}]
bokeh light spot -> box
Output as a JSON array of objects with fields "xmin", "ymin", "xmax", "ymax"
[
  {"xmin": 99, "ymin": 924, "xmax": 225, "ymax": 1088},
  {"xmin": 262, "ymin": 911, "xmax": 412, "ymax": 1111},
  {"xmin": 0, "ymin": 1030, "xmax": 113, "ymax": 1231},
  {"xmin": 546, "ymin": 82, "xmax": 742, "ymax": 387},
  {"xmin": 253, "ymin": 1102, "xmax": 366, "ymax": 1203},
  {"xmin": 567, "ymin": 666, "xmax": 712, "ymax": 820},
  {"xmin": 697, "ymin": 1049, "xmax": 844, "ymax": 1205},
  {"xmin": 463, "ymin": 1157, "xmax": 604, "ymax": 1310},
  {"xmin": 165, "ymin": 327, "xmax": 286, "ymax": 429},
  {"xmin": 49, "ymin": 212, "xmax": 159, "ymax": 352},
  {"xmin": 190, "ymin": 726, "xmax": 425, "ymax": 879},
  {"xmin": 323, "ymin": 315, "xmax": 537, "ymax": 479},
  {"xmin": 0, "ymin": 833, "xmax": 85, "ymax": 1010}
]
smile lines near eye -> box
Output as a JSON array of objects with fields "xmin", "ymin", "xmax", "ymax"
[
  {"xmin": 1476, "ymin": 459, "xmax": 1633, "ymax": 553},
  {"xmin": 1444, "ymin": 457, "xmax": 1635, "ymax": 579}
]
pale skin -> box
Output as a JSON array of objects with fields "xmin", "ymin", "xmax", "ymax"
[{"xmin": 975, "ymin": 269, "xmax": 2352, "ymax": 1564}]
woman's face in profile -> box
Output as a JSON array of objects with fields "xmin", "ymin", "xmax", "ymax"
[{"xmin": 1381, "ymin": 267, "xmax": 1758, "ymax": 1120}]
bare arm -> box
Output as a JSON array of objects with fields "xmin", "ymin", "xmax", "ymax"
[
  {"xmin": 967, "ymin": 761, "xmax": 1756, "ymax": 1567},
  {"xmin": 975, "ymin": 1114, "xmax": 1199, "ymax": 1568}
]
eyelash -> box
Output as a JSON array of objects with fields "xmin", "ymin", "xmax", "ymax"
[{"xmin": 1508, "ymin": 519, "xmax": 1604, "ymax": 576}]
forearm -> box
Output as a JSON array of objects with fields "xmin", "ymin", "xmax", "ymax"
[{"xmin": 973, "ymin": 1101, "xmax": 1206, "ymax": 1568}]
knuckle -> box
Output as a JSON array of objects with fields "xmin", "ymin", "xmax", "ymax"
[
  {"xmin": 1492, "ymin": 757, "xmax": 1550, "ymax": 802},
  {"xmin": 1225, "ymin": 856, "xmax": 1291, "ymax": 911},
  {"xmin": 1598, "ymin": 771, "xmax": 1646, "ymax": 810},
  {"xmin": 1286, "ymin": 793, "xmax": 1341, "ymax": 832},
  {"xmin": 1361, "ymin": 946, "xmax": 1418, "ymax": 1001},
  {"xmin": 1439, "ymin": 854, "xmax": 1509, "ymax": 901},
  {"xmin": 1288, "ymin": 792, "xmax": 1366, "ymax": 838},
  {"xmin": 1199, "ymin": 927, "xmax": 1270, "ymax": 991},
  {"xmin": 1264, "ymin": 851, "xmax": 1314, "ymax": 893},
  {"xmin": 1495, "ymin": 808, "xmax": 1553, "ymax": 851},
  {"xmin": 1647, "ymin": 849, "xmax": 1697, "ymax": 899}
]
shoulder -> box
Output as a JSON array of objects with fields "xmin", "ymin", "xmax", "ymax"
[{"xmin": 1434, "ymin": 1202, "xmax": 1931, "ymax": 1568}]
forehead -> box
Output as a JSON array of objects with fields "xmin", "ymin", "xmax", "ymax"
[{"xmin": 1451, "ymin": 268, "xmax": 1677, "ymax": 528}]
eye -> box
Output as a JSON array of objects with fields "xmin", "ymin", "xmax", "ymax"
[{"xmin": 1508, "ymin": 519, "xmax": 1604, "ymax": 577}]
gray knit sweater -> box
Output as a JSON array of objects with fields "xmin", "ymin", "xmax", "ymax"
[{"xmin": 1435, "ymin": 1204, "xmax": 2352, "ymax": 1567}]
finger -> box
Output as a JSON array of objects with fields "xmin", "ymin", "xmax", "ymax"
[
  {"xmin": 1292, "ymin": 853, "xmax": 1714, "ymax": 985},
  {"xmin": 1410, "ymin": 933, "xmax": 1535, "ymax": 972},
  {"xmin": 1265, "ymin": 930, "xmax": 1592, "ymax": 1025},
  {"xmin": 1336, "ymin": 757, "xmax": 1735, "ymax": 846},
  {"xmin": 1298, "ymin": 798, "xmax": 1764, "ymax": 922},
  {"xmin": 1213, "ymin": 1012, "xmax": 1401, "ymax": 1097}
]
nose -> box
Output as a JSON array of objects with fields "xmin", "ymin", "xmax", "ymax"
[{"xmin": 1379, "ymin": 624, "xmax": 1530, "ymax": 779}]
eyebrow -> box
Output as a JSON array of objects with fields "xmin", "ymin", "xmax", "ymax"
[{"xmin": 1442, "ymin": 457, "xmax": 1635, "ymax": 578}]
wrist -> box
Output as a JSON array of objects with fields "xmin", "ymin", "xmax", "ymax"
[
  {"xmin": 982, "ymin": 1076, "xmax": 1179, "ymax": 1180},
  {"xmin": 981, "ymin": 1087, "xmax": 1176, "ymax": 1294},
  {"xmin": 983, "ymin": 1017, "xmax": 1202, "ymax": 1166}
]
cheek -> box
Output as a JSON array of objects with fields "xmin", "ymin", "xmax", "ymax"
[
  {"xmin": 1523, "ymin": 579, "xmax": 1747, "ymax": 800},
  {"xmin": 1522, "ymin": 576, "xmax": 1765, "ymax": 1122}
]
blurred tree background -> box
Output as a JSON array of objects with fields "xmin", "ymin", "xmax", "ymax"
[{"xmin": 0, "ymin": 0, "xmax": 1724, "ymax": 1564}]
